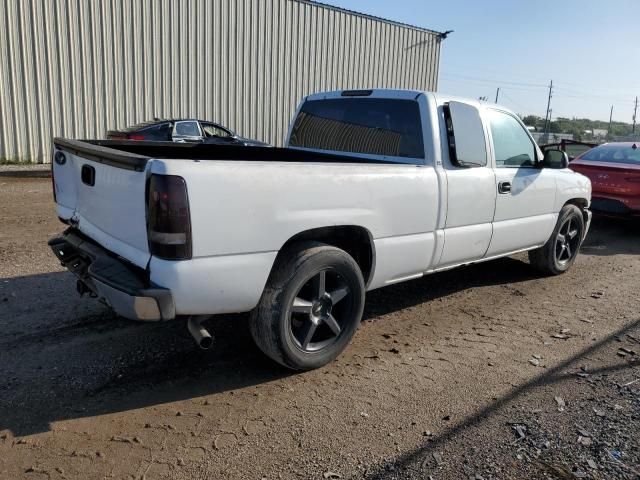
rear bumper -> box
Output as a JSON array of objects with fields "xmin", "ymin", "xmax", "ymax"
[{"xmin": 48, "ymin": 231, "xmax": 175, "ymax": 321}]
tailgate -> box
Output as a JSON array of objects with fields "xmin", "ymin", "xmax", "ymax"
[{"xmin": 52, "ymin": 139, "xmax": 152, "ymax": 268}]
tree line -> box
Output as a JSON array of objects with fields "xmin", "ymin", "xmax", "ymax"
[{"xmin": 521, "ymin": 115, "xmax": 634, "ymax": 141}]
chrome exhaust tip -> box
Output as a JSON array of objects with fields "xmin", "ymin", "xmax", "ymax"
[{"xmin": 187, "ymin": 316, "xmax": 214, "ymax": 350}]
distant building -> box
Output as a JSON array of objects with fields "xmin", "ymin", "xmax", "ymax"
[
  {"xmin": 584, "ymin": 129, "xmax": 608, "ymax": 139},
  {"xmin": 592, "ymin": 129, "xmax": 608, "ymax": 138},
  {"xmin": 0, "ymin": 0, "xmax": 444, "ymax": 163},
  {"xmin": 531, "ymin": 132, "xmax": 574, "ymax": 145}
]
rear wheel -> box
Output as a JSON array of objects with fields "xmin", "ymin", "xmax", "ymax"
[
  {"xmin": 249, "ymin": 242, "xmax": 365, "ymax": 370},
  {"xmin": 529, "ymin": 204, "xmax": 585, "ymax": 275}
]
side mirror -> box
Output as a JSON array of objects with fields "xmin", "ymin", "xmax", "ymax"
[{"xmin": 542, "ymin": 149, "xmax": 569, "ymax": 169}]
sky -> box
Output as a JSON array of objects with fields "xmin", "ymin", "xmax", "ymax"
[{"xmin": 324, "ymin": 0, "xmax": 640, "ymax": 123}]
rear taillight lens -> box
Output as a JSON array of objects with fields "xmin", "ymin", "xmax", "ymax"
[
  {"xmin": 147, "ymin": 174, "xmax": 192, "ymax": 260},
  {"xmin": 129, "ymin": 134, "xmax": 145, "ymax": 141},
  {"xmin": 51, "ymin": 150, "xmax": 66, "ymax": 202}
]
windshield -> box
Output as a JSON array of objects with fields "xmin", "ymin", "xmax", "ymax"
[
  {"xmin": 289, "ymin": 98, "xmax": 425, "ymax": 161},
  {"xmin": 202, "ymin": 123, "xmax": 231, "ymax": 138},
  {"xmin": 580, "ymin": 144, "xmax": 640, "ymax": 165}
]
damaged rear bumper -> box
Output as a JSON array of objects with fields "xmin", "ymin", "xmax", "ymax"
[{"xmin": 48, "ymin": 230, "xmax": 175, "ymax": 321}]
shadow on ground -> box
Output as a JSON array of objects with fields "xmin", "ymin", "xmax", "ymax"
[
  {"xmin": 363, "ymin": 318, "xmax": 640, "ymax": 479},
  {"xmin": 581, "ymin": 215, "xmax": 640, "ymax": 256},
  {"xmin": 0, "ymin": 215, "xmax": 637, "ymax": 437},
  {"xmin": 0, "ymin": 255, "xmax": 544, "ymax": 436}
]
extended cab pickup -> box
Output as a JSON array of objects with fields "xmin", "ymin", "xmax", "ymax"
[{"xmin": 49, "ymin": 89, "xmax": 592, "ymax": 370}]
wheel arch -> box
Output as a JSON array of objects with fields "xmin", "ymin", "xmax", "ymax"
[
  {"xmin": 564, "ymin": 197, "xmax": 588, "ymax": 209},
  {"xmin": 275, "ymin": 225, "xmax": 376, "ymax": 287},
  {"xmin": 564, "ymin": 197, "xmax": 589, "ymax": 224}
]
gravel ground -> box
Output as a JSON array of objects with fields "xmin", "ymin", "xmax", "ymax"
[{"xmin": 0, "ymin": 177, "xmax": 638, "ymax": 480}]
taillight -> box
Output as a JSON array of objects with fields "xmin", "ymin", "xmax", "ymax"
[
  {"xmin": 51, "ymin": 150, "xmax": 66, "ymax": 202},
  {"xmin": 129, "ymin": 134, "xmax": 145, "ymax": 141},
  {"xmin": 147, "ymin": 175, "xmax": 192, "ymax": 260}
]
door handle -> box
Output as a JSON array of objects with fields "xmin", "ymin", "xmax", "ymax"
[{"xmin": 498, "ymin": 181, "xmax": 511, "ymax": 194}]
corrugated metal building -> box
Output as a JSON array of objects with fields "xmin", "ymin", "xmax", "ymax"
[{"xmin": 0, "ymin": 0, "xmax": 443, "ymax": 163}]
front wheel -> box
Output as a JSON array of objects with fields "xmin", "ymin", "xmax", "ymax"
[
  {"xmin": 528, "ymin": 204, "xmax": 585, "ymax": 275},
  {"xmin": 249, "ymin": 242, "xmax": 365, "ymax": 370}
]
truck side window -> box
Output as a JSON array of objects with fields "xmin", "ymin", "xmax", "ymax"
[
  {"xmin": 488, "ymin": 110, "xmax": 536, "ymax": 168},
  {"xmin": 444, "ymin": 102, "xmax": 487, "ymax": 167}
]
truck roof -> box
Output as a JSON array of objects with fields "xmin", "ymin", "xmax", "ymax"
[{"xmin": 304, "ymin": 89, "xmax": 516, "ymax": 115}]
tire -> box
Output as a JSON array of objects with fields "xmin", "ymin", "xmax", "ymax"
[
  {"xmin": 528, "ymin": 204, "xmax": 585, "ymax": 275},
  {"xmin": 249, "ymin": 242, "xmax": 365, "ymax": 370}
]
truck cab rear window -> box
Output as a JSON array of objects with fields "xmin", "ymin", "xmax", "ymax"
[{"xmin": 289, "ymin": 98, "xmax": 425, "ymax": 160}]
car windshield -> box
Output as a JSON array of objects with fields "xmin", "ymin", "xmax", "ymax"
[
  {"xmin": 202, "ymin": 124, "xmax": 230, "ymax": 138},
  {"xmin": 580, "ymin": 144, "xmax": 640, "ymax": 165},
  {"xmin": 289, "ymin": 98, "xmax": 425, "ymax": 161}
]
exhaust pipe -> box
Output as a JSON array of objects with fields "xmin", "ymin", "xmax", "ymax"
[{"xmin": 187, "ymin": 316, "xmax": 214, "ymax": 350}]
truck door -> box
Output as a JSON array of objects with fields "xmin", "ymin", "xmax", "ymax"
[
  {"xmin": 437, "ymin": 101, "xmax": 497, "ymax": 268},
  {"xmin": 485, "ymin": 109, "xmax": 557, "ymax": 257}
]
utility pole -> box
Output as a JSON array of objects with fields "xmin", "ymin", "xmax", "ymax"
[
  {"xmin": 543, "ymin": 80, "xmax": 553, "ymax": 141},
  {"xmin": 633, "ymin": 96, "xmax": 638, "ymax": 134},
  {"xmin": 495, "ymin": 87, "xmax": 500, "ymax": 104},
  {"xmin": 608, "ymin": 105, "xmax": 613, "ymax": 140}
]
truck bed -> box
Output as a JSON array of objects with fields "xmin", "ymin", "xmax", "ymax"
[{"xmin": 53, "ymin": 139, "xmax": 402, "ymax": 170}]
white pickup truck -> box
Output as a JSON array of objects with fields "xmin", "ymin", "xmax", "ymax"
[{"xmin": 49, "ymin": 89, "xmax": 592, "ymax": 370}]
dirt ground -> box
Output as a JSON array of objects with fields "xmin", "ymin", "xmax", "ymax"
[{"xmin": 0, "ymin": 176, "xmax": 639, "ymax": 480}]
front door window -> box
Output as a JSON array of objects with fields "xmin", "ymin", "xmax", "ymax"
[
  {"xmin": 173, "ymin": 121, "xmax": 201, "ymax": 138},
  {"xmin": 489, "ymin": 110, "xmax": 536, "ymax": 168}
]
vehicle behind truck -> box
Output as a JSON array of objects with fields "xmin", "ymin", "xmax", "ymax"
[{"xmin": 49, "ymin": 89, "xmax": 592, "ymax": 370}]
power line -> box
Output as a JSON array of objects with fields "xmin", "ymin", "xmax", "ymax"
[
  {"xmin": 440, "ymin": 73, "xmax": 638, "ymax": 123},
  {"xmin": 498, "ymin": 89, "xmax": 542, "ymax": 116},
  {"xmin": 553, "ymin": 86, "xmax": 632, "ymax": 103},
  {"xmin": 441, "ymin": 61, "xmax": 558, "ymax": 85},
  {"xmin": 442, "ymin": 76, "xmax": 634, "ymax": 113},
  {"xmin": 440, "ymin": 76, "xmax": 548, "ymax": 97},
  {"xmin": 554, "ymin": 80, "xmax": 640, "ymax": 96},
  {"xmin": 441, "ymin": 71, "xmax": 635, "ymax": 101},
  {"xmin": 441, "ymin": 62, "xmax": 640, "ymax": 96},
  {"xmin": 440, "ymin": 72, "xmax": 548, "ymax": 89}
]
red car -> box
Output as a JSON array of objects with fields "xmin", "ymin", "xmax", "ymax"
[{"xmin": 570, "ymin": 142, "xmax": 640, "ymax": 216}]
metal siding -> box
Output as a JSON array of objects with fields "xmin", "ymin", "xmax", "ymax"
[{"xmin": 0, "ymin": 0, "xmax": 441, "ymax": 163}]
